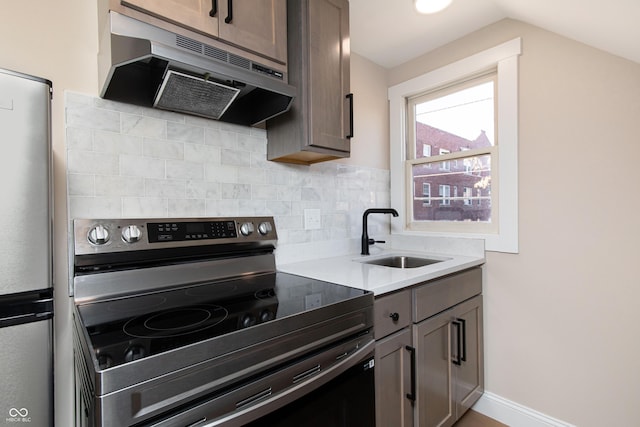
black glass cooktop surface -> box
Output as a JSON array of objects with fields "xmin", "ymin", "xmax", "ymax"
[{"xmin": 76, "ymin": 272, "xmax": 369, "ymax": 369}]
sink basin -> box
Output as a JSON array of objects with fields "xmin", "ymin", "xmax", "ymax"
[{"xmin": 362, "ymin": 255, "xmax": 445, "ymax": 268}]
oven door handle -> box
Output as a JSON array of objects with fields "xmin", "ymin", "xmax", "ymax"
[{"xmin": 200, "ymin": 340, "xmax": 375, "ymax": 427}]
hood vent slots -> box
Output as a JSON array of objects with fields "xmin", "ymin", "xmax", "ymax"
[
  {"xmin": 229, "ymin": 54, "xmax": 251, "ymax": 70},
  {"xmin": 204, "ymin": 45, "xmax": 228, "ymax": 63},
  {"xmin": 99, "ymin": 12, "xmax": 295, "ymax": 125},
  {"xmin": 175, "ymin": 34, "xmax": 203, "ymax": 54}
]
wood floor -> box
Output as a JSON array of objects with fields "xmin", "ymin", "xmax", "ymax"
[{"xmin": 454, "ymin": 410, "xmax": 508, "ymax": 427}]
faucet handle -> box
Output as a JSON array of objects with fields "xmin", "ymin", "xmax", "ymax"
[{"xmin": 368, "ymin": 239, "xmax": 385, "ymax": 245}]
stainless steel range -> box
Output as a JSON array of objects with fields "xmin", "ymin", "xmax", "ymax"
[{"xmin": 71, "ymin": 217, "xmax": 375, "ymax": 427}]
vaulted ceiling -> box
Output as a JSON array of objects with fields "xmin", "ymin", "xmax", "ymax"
[{"xmin": 350, "ymin": 0, "xmax": 640, "ymax": 68}]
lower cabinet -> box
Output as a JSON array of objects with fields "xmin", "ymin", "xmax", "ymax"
[
  {"xmin": 413, "ymin": 295, "xmax": 484, "ymax": 427},
  {"xmin": 374, "ymin": 268, "xmax": 484, "ymax": 427},
  {"xmin": 375, "ymin": 328, "xmax": 414, "ymax": 427}
]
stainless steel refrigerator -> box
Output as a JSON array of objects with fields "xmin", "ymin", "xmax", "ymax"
[{"xmin": 0, "ymin": 68, "xmax": 54, "ymax": 426}]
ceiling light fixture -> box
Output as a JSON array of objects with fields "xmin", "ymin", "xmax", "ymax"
[{"xmin": 414, "ymin": 0, "xmax": 453, "ymax": 14}]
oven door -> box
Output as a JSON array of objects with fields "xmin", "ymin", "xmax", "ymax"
[
  {"xmin": 148, "ymin": 338, "xmax": 375, "ymax": 427},
  {"xmin": 244, "ymin": 353, "xmax": 375, "ymax": 427}
]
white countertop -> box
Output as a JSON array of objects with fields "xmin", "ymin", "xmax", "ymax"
[{"xmin": 277, "ymin": 236, "xmax": 485, "ymax": 295}]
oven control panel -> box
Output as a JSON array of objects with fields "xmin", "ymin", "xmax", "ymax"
[
  {"xmin": 73, "ymin": 217, "xmax": 277, "ymax": 255},
  {"xmin": 147, "ymin": 220, "xmax": 238, "ymax": 243}
]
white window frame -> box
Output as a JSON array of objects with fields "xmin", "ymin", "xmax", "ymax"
[
  {"xmin": 464, "ymin": 187, "xmax": 472, "ymax": 205},
  {"xmin": 388, "ymin": 38, "xmax": 521, "ymax": 253},
  {"xmin": 439, "ymin": 184, "xmax": 451, "ymax": 206},
  {"xmin": 422, "ymin": 183, "xmax": 431, "ymax": 206},
  {"xmin": 439, "ymin": 148, "xmax": 451, "ymax": 171}
]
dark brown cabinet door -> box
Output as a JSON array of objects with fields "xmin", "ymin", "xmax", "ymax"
[
  {"xmin": 218, "ymin": 0, "xmax": 287, "ymax": 64},
  {"xmin": 375, "ymin": 328, "xmax": 415, "ymax": 427},
  {"xmin": 120, "ymin": 0, "xmax": 286, "ymax": 63},
  {"xmin": 414, "ymin": 311, "xmax": 456, "ymax": 427},
  {"xmin": 453, "ymin": 295, "xmax": 484, "ymax": 416},
  {"xmin": 267, "ymin": 0, "xmax": 351, "ymax": 164}
]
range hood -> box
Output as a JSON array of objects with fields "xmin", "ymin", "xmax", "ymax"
[{"xmin": 98, "ymin": 12, "xmax": 296, "ymax": 126}]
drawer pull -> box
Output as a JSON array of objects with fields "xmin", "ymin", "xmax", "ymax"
[
  {"xmin": 405, "ymin": 345, "xmax": 416, "ymax": 402},
  {"xmin": 452, "ymin": 320, "xmax": 462, "ymax": 366},
  {"xmin": 225, "ymin": 0, "xmax": 233, "ymax": 23},
  {"xmin": 389, "ymin": 312, "xmax": 399, "ymax": 322}
]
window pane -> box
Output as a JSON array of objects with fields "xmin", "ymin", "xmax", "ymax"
[
  {"xmin": 412, "ymin": 154, "xmax": 491, "ymax": 222},
  {"xmin": 414, "ymin": 81, "xmax": 494, "ymax": 159}
]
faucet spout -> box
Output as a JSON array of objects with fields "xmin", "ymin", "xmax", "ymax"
[{"xmin": 361, "ymin": 208, "xmax": 399, "ymax": 255}]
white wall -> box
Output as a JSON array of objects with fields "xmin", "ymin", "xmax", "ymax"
[{"xmin": 388, "ymin": 19, "xmax": 640, "ymax": 426}]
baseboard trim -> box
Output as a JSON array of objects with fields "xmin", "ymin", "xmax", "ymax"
[{"xmin": 472, "ymin": 392, "xmax": 575, "ymax": 427}]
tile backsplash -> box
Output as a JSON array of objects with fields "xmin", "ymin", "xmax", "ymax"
[{"xmin": 65, "ymin": 92, "xmax": 391, "ymax": 254}]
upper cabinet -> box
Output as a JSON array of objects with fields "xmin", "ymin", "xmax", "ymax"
[
  {"xmin": 266, "ymin": 0, "xmax": 352, "ymax": 165},
  {"xmin": 112, "ymin": 0, "xmax": 287, "ymax": 65}
]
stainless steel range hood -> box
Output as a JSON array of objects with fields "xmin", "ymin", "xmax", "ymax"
[{"xmin": 98, "ymin": 12, "xmax": 295, "ymax": 126}]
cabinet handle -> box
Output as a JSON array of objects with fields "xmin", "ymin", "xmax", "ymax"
[
  {"xmin": 458, "ymin": 317, "xmax": 467, "ymax": 362},
  {"xmin": 389, "ymin": 312, "xmax": 399, "ymax": 322},
  {"xmin": 452, "ymin": 320, "xmax": 462, "ymax": 366},
  {"xmin": 346, "ymin": 93, "xmax": 354, "ymax": 139},
  {"xmin": 224, "ymin": 0, "xmax": 233, "ymax": 23},
  {"xmin": 209, "ymin": 0, "xmax": 217, "ymax": 17},
  {"xmin": 405, "ymin": 345, "xmax": 416, "ymax": 402}
]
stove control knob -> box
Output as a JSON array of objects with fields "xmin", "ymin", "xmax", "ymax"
[
  {"xmin": 240, "ymin": 222, "xmax": 254, "ymax": 236},
  {"xmin": 241, "ymin": 313, "xmax": 256, "ymax": 328},
  {"xmin": 124, "ymin": 345, "xmax": 146, "ymax": 362},
  {"xmin": 258, "ymin": 222, "xmax": 273, "ymax": 236},
  {"xmin": 260, "ymin": 309, "xmax": 275, "ymax": 322},
  {"xmin": 122, "ymin": 225, "xmax": 142, "ymax": 243},
  {"xmin": 88, "ymin": 225, "xmax": 110, "ymax": 245},
  {"xmin": 97, "ymin": 354, "xmax": 113, "ymax": 370}
]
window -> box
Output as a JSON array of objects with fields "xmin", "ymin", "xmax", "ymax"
[
  {"xmin": 409, "ymin": 74, "xmax": 495, "ymax": 225},
  {"xmin": 388, "ymin": 38, "xmax": 521, "ymax": 253},
  {"xmin": 439, "ymin": 185, "xmax": 451, "ymax": 206},
  {"xmin": 464, "ymin": 187, "xmax": 472, "ymax": 205},
  {"xmin": 439, "ymin": 148, "xmax": 451, "ymax": 171},
  {"xmin": 422, "ymin": 183, "xmax": 431, "ymax": 206}
]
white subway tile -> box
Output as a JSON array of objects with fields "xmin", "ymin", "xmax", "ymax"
[
  {"xmin": 167, "ymin": 122, "xmax": 205, "ymax": 144},
  {"xmin": 221, "ymin": 149, "xmax": 251, "ymax": 167},
  {"xmin": 185, "ymin": 143, "xmax": 221, "ymax": 164},
  {"xmin": 168, "ymin": 199, "xmax": 206, "ymax": 217},
  {"xmin": 185, "ymin": 181, "xmax": 220, "ymax": 199},
  {"xmin": 94, "ymin": 131, "xmax": 143, "ymax": 155},
  {"xmin": 68, "ymin": 174, "xmax": 95, "ymax": 196},
  {"xmin": 166, "ymin": 160, "xmax": 204, "ymax": 180},
  {"xmin": 95, "ymin": 175, "xmax": 145, "ymax": 197},
  {"xmin": 68, "ymin": 196, "xmax": 122, "ymax": 219},
  {"xmin": 121, "ymin": 114, "xmax": 167, "ymax": 139},
  {"xmin": 143, "ymin": 138, "xmax": 185, "ymax": 160},
  {"xmin": 145, "ymin": 178, "xmax": 186, "ymax": 198},
  {"xmin": 122, "ymin": 197, "xmax": 167, "ymax": 217},
  {"xmin": 221, "ymin": 183, "xmax": 251, "ymax": 200},
  {"xmin": 67, "ymin": 150, "xmax": 119, "ymax": 175},
  {"xmin": 120, "ymin": 155, "xmax": 166, "ymax": 179},
  {"xmin": 66, "ymin": 104, "xmax": 120, "ymax": 132}
]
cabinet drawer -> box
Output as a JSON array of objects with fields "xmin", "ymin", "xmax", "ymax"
[
  {"xmin": 374, "ymin": 289, "xmax": 411, "ymax": 339},
  {"xmin": 413, "ymin": 268, "xmax": 482, "ymax": 323}
]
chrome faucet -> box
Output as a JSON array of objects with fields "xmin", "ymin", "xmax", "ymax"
[{"xmin": 361, "ymin": 208, "xmax": 399, "ymax": 255}]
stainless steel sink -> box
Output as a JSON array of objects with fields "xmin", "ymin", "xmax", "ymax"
[{"xmin": 361, "ymin": 255, "xmax": 446, "ymax": 268}]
